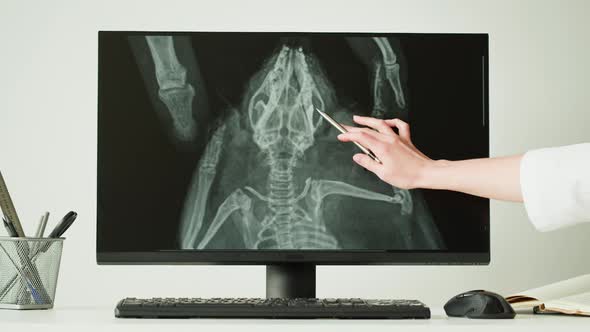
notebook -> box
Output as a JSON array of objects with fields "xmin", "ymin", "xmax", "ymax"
[{"xmin": 506, "ymin": 274, "xmax": 590, "ymax": 316}]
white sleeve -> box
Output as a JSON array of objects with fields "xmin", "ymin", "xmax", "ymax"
[{"xmin": 520, "ymin": 143, "xmax": 590, "ymax": 232}]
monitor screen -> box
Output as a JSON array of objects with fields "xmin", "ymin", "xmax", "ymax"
[{"xmin": 97, "ymin": 32, "xmax": 489, "ymax": 264}]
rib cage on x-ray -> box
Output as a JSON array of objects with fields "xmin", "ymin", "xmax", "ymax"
[{"xmin": 129, "ymin": 34, "xmax": 445, "ymax": 250}]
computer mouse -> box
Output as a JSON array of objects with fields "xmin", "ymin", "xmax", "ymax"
[{"xmin": 444, "ymin": 290, "xmax": 516, "ymax": 319}]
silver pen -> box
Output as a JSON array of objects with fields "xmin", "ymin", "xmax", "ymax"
[
  {"xmin": 35, "ymin": 212, "xmax": 49, "ymax": 238},
  {"xmin": 315, "ymin": 108, "xmax": 382, "ymax": 164}
]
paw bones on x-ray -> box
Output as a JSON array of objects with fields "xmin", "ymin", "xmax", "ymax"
[
  {"xmin": 179, "ymin": 122, "xmax": 227, "ymax": 249},
  {"xmin": 145, "ymin": 36, "xmax": 197, "ymax": 141},
  {"xmin": 369, "ymin": 38, "xmax": 413, "ymax": 216},
  {"xmin": 372, "ymin": 37, "xmax": 406, "ymax": 110}
]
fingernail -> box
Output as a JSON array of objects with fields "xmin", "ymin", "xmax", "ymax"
[
  {"xmin": 353, "ymin": 154, "xmax": 361, "ymax": 162},
  {"xmin": 337, "ymin": 134, "xmax": 344, "ymax": 139}
]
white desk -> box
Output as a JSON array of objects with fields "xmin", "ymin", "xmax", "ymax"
[{"xmin": 0, "ymin": 307, "xmax": 588, "ymax": 331}]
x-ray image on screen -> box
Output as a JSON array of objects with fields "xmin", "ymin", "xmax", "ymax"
[{"xmin": 124, "ymin": 34, "xmax": 445, "ymax": 250}]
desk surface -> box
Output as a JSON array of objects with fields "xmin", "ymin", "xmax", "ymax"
[{"xmin": 0, "ymin": 306, "xmax": 588, "ymax": 331}]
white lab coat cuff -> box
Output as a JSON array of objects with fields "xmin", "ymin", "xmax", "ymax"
[{"xmin": 520, "ymin": 144, "xmax": 590, "ymax": 232}]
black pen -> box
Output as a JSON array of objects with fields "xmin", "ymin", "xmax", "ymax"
[{"xmin": 47, "ymin": 211, "xmax": 78, "ymax": 238}]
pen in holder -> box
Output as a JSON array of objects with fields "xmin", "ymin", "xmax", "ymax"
[{"xmin": 0, "ymin": 237, "xmax": 64, "ymax": 309}]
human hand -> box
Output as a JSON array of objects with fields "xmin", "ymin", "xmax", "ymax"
[{"xmin": 337, "ymin": 115, "xmax": 433, "ymax": 189}]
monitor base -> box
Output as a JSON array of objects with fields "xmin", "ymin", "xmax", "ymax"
[{"xmin": 266, "ymin": 263, "xmax": 315, "ymax": 298}]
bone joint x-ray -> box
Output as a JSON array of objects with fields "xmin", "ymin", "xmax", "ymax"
[{"xmin": 98, "ymin": 32, "xmax": 489, "ymax": 253}]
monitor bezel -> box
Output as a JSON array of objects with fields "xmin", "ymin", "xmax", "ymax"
[
  {"xmin": 97, "ymin": 251, "xmax": 489, "ymax": 265},
  {"xmin": 96, "ymin": 31, "xmax": 490, "ymax": 266}
]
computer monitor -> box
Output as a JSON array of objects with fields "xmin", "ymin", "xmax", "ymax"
[{"xmin": 97, "ymin": 31, "xmax": 489, "ymax": 298}]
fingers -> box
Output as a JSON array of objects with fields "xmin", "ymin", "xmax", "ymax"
[
  {"xmin": 341, "ymin": 124, "xmax": 389, "ymax": 143},
  {"xmin": 384, "ymin": 118, "xmax": 430, "ymax": 159},
  {"xmin": 352, "ymin": 153, "xmax": 382, "ymax": 174},
  {"xmin": 384, "ymin": 118, "xmax": 411, "ymax": 142},
  {"xmin": 353, "ymin": 115, "xmax": 396, "ymax": 136},
  {"xmin": 337, "ymin": 131, "xmax": 384, "ymax": 153},
  {"xmin": 341, "ymin": 124, "xmax": 359, "ymax": 132}
]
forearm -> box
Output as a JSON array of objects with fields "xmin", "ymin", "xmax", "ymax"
[{"xmin": 419, "ymin": 155, "xmax": 524, "ymax": 202}]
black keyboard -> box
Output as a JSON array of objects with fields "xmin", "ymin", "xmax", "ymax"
[{"xmin": 115, "ymin": 297, "xmax": 430, "ymax": 319}]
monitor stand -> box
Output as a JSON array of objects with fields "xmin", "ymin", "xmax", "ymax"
[{"xmin": 266, "ymin": 263, "xmax": 315, "ymax": 298}]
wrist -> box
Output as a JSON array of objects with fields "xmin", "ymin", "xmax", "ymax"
[{"xmin": 416, "ymin": 159, "xmax": 453, "ymax": 190}]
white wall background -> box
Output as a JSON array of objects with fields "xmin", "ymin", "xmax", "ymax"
[{"xmin": 0, "ymin": 0, "xmax": 588, "ymax": 309}]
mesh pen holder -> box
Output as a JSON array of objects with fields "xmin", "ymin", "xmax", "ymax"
[{"xmin": 0, "ymin": 237, "xmax": 64, "ymax": 309}]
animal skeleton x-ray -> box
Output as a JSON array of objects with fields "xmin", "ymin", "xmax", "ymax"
[{"xmin": 128, "ymin": 34, "xmax": 445, "ymax": 250}]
